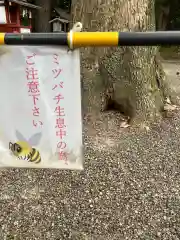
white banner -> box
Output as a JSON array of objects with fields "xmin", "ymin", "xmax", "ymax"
[
  {"xmin": 0, "ymin": 46, "xmax": 83, "ymax": 169},
  {"xmin": 0, "ymin": 6, "xmax": 6, "ymax": 24}
]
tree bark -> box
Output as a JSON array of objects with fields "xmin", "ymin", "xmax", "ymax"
[
  {"xmin": 71, "ymin": 0, "xmax": 171, "ymax": 124},
  {"xmin": 34, "ymin": 0, "xmax": 52, "ymax": 32}
]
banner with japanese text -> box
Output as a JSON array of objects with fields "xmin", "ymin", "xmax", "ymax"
[{"xmin": 0, "ymin": 46, "xmax": 83, "ymax": 169}]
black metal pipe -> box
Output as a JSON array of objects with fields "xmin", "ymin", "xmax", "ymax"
[
  {"xmin": 1, "ymin": 31, "xmax": 180, "ymax": 47},
  {"xmin": 118, "ymin": 31, "xmax": 180, "ymax": 45},
  {"xmin": 4, "ymin": 33, "xmax": 68, "ymax": 45}
]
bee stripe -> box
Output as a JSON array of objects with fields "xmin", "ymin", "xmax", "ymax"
[
  {"xmin": 35, "ymin": 158, "xmax": 41, "ymax": 164},
  {"xmin": 29, "ymin": 148, "xmax": 41, "ymax": 163}
]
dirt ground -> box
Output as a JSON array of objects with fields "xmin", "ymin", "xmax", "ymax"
[{"xmin": 0, "ymin": 59, "xmax": 180, "ymax": 240}]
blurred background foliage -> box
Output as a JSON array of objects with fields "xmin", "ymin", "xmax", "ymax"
[
  {"xmin": 155, "ymin": 0, "xmax": 180, "ymax": 30},
  {"xmin": 155, "ymin": 0, "xmax": 180, "ymax": 58}
]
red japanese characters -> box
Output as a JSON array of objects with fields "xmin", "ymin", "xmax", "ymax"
[
  {"xmin": 52, "ymin": 53, "xmax": 67, "ymax": 164},
  {"xmin": 25, "ymin": 53, "xmax": 43, "ymax": 128}
]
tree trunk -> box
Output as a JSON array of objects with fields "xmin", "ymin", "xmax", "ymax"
[
  {"xmin": 34, "ymin": 0, "xmax": 52, "ymax": 32},
  {"xmin": 71, "ymin": 0, "xmax": 171, "ymax": 124}
]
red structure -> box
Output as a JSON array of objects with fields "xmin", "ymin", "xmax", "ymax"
[{"xmin": 0, "ymin": 0, "xmax": 40, "ymax": 33}]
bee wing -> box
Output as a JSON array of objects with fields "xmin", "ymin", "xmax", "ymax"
[
  {"xmin": 15, "ymin": 130, "xmax": 27, "ymax": 141},
  {"xmin": 28, "ymin": 132, "xmax": 42, "ymax": 146}
]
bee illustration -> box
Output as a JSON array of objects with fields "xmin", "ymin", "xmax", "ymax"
[{"xmin": 9, "ymin": 130, "xmax": 42, "ymax": 164}]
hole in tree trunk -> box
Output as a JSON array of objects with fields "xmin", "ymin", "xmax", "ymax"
[{"xmin": 105, "ymin": 98, "xmax": 134, "ymax": 121}]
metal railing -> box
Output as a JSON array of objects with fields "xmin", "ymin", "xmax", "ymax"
[{"xmin": 0, "ymin": 31, "xmax": 180, "ymax": 48}]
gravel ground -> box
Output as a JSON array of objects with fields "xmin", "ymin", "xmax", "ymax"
[{"xmin": 0, "ymin": 109, "xmax": 180, "ymax": 240}]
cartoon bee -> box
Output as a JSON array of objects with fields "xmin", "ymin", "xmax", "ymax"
[{"xmin": 9, "ymin": 130, "xmax": 42, "ymax": 164}]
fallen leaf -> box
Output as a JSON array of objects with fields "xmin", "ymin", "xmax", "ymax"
[
  {"xmin": 120, "ymin": 121, "xmax": 130, "ymax": 128},
  {"xmin": 145, "ymin": 126, "xmax": 150, "ymax": 131},
  {"xmin": 140, "ymin": 123, "xmax": 150, "ymax": 131},
  {"xmin": 164, "ymin": 103, "xmax": 177, "ymax": 111},
  {"xmin": 143, "ymin": 125, "xmax": 150, "ymax": 131},
  {"xmin": 165, "ymin": 97, "xmax": 171, "ymax": 104}
]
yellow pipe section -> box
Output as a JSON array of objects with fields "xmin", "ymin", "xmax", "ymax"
[
  {"xmin": 69, "ymin": 32, "xmax": 119, "ymax": 47},
  {"xmin": 0, "ymin": 33, "xmax": 5, "ymax": 45}
]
